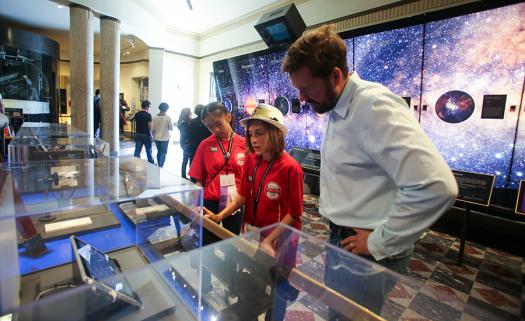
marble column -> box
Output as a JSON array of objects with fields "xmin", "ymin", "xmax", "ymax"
[
  {"xmin": 69, "ymin": 4, "xmax": 94, "ymax": 139},
  {"xmin": 100, "ymin": 16, "xmax": 120, "ymax": 155},
  {"xmin": 148, "ymin": 48, "xmax": 165, "ymax": 116}
]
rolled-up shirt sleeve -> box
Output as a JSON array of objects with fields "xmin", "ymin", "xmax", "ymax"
[{"xmin": 362, "ymin": 95, "xmax": 458, "ymax": 260}]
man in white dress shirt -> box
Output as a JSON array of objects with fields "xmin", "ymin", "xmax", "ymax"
[{"xmin": 283, "ymin": 25, "xmax": 458, "ymax": 318}]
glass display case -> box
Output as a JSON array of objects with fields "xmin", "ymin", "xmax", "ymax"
[
  {"xmin": 15, "ymin": 122, "xmax": 90, "ymax": 139},
  {"xmin": 0, "ymin": 223, "xmax": 505, "ymax": 321},
  {"xmin": 0, "ymin": 156, "xmax": 203, "ymax": 315},
  {"xmin": 8, "ymin": 122, "xmax": 109, "ymax": 164}
]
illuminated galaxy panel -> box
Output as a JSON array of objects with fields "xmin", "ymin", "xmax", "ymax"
[
  {"xmin": 354, "ymin": 25, "xmax": 424, "ymax": 119},
  {"xmin": 421, "ymin": 3, "xmax": 525, "ymax": 188}
]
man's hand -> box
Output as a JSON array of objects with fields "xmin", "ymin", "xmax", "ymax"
[{"xmin": 340, "ymin": 228, "xmax": 372, "ymax": 255}]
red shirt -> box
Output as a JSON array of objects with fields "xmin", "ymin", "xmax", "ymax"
[
  {"xmin": 239, "ymin": 152, "xmax": 303, "ymax": 230},
  {"xmin": 189, "ymin": 134, "xmax": 246, "ymax": 201}
]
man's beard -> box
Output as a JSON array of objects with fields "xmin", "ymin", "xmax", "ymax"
[{"xmin": 307, "ymin": 79, "xmax": 339, "ymax": 114}]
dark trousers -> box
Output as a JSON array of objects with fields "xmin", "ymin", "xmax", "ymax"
[
  {"xmin": 181, "ymin": 149, "xmax": 190, "ymax": 178},
  {"xmin": 119, "ymin": 118, "xmax": 125, "ymax": 134},
  {"xmin": 325, "ymin": 225, "xmax": 411, "ymax": 320},
  {"xmin": 134, "ymin": 134, "xmax": 154, "ymax": 164},
  {"xmin": 154, "ymin": 140, "xmax": 169, "ymax": 167}
]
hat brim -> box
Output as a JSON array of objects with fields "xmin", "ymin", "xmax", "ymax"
[{"xmin": 240, "ymin": 116, "xmax": 288, "ymax": 136}]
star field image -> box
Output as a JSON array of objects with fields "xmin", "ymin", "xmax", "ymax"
[
  {"xmin": 214, "ymin": 2, "xmax": 525, "ymax": 190},
  {"xmin": 420, "ymin": 3, "xmax": 525, "ymax": 189}
]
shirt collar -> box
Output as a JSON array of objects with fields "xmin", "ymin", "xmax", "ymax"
[{"xmin": 331, "ymin": 72, "xmax": 360, "ymax": 118}]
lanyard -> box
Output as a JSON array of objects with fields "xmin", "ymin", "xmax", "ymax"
[
  {"xmin": 216, "ymin": 132, "xmax": 234, "ymax": 161},
  {"xmin": 251, "ymin": 156, "xmax": 275, "ymax": 225}
]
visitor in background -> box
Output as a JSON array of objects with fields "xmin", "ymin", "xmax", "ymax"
[
  {"xmin": 187, "ymin": 104, "xmax": 211, "ymax": 164},
  {"xmin": 131, "ymin": 100, "xmax": 154, "ymax": 164},
  {"xmin": 177, "ymin": 107, "xmax": 192, "ymax": 178},
  {"xmin": 93, "ymin": 89, "xmax": 101, "ymax": 138},
  {"xmin": 119, "ymin": 95, "xmax": 130, "ymax": 137},
  {"xmin": 151, "ymin": 102, "xmax": 173, "ymax": 168}
]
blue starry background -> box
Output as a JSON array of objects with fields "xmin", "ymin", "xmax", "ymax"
[{"xmin": 214, "ymin": 2, "xmax": 525, "ymax": 190}]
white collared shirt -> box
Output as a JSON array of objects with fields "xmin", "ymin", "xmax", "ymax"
[{"xmin": 320, "ymin": 72, "xmax": 458, "ymax": 260}]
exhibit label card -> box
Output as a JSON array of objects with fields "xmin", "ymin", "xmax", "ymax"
[
  {"xmin": 515, "ymin": 180, "xmax": 525, "ymax": 215},
  {"xmin": 289, "ymin": 147, "xmax": 321, "ymax": 171},
  {"xmin": 481, "ymin": 94, "xmax": 507, "ymax": 119},
  {"xmin": 452, "ymin": 170, "xmax": 495, "ymax": 206}
]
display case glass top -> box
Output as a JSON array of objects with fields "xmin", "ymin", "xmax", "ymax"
[
  {"xmin": 16, "ymin": 122, "xmax": 89, "ymax": 138},
  {"xmin": 1, "ymin": 156, "xmax": 199, "ymax": 218}
]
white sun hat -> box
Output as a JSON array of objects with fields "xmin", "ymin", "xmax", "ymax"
[{"xmin": 240, "ymin": 103, "xmax": 288, "ymax": 136}]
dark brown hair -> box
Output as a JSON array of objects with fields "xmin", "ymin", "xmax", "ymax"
[
  {"xmin": 246, "ymin": 120, "xmax": 284, "ymax": 160},
  {"xmin": 282, "ymin": 25, "xmax": 348, "ymax": 79}
]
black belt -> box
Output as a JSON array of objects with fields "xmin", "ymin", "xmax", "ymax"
[{"xmin": 329, "ymin": 221, "xmax": 356, "ymax": 239}]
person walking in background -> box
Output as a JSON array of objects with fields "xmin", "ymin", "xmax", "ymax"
[
  {"xmin": 93, "ymin": 89, "xmax": 101, "ymax": 138},
  {"xmin": 119, "ymin": 95, "xmax": 130, "ymax": 137},
  {"xmin": 151, "ymin": 102, "xmax": 173, "ymax": 168},
  {"xmin": 187, "ymin": 104, "xmax": 211, "ymax": 164},
  {"xmin": 132, "ymin": 100, "xmax": 154, "ymax": 164},
  {"xmin": 177, "ymin": 107, "xmax": 192, "ymax": 178}
]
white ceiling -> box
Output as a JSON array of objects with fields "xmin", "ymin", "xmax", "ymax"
[
  {"xmin": 140, "ymin": 0, "xmax": 293, "ymax": 35},
  {"xmin": 0, "ymin": 0, "xmax": 294, "ymax": 35}
]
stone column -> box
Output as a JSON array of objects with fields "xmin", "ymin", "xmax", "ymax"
[
  {"xmin": 100, "ymin": 16, "xmax": 120, "ymax": 154},
  {"xmin": 69, "ymin": 4, "xmax": 94, "ymax": 139},
  {"xmin": 148, "ymin": 48, "xmax": 165, "ymax": 115}
]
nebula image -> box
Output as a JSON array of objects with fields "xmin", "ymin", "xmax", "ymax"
[{"xmin": 434, "ymin": 91, "xmax": 475, "ymax": 123}]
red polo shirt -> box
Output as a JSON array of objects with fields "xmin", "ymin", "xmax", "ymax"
[
  {"xmin": 239, "ymin": 152, "xmax": 303, "ymax": 230},
  {"xmin": 189, "ymin": 134, "xmax": 246, "ymax": 201}
]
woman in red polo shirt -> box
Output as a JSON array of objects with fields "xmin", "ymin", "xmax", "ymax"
[
  {"xmin": 205, "ymin": 103, "xmax": 303, "ymax": 321},
  {"xmin": 188, "ymin": 101, "xmax": 245, "ymax": 238}
]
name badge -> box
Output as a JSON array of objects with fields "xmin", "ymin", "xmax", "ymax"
[
  {"xmin": 220, "ymin": 174, "xmax": 235, "ymax": 187},
  {"xmin": 210, "ymin": 147, "xmax": 218, "ymax": 152}
]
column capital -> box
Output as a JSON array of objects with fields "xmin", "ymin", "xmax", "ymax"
[
  {"xmin": 100, "ymin": 15, "xmax": 121, "ymax": 23},
  {"xmin": 70, "ymin": 3, "xmax": 92, "ymax": 12}
]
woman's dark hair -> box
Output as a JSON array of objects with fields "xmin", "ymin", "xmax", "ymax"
[{"xmin": 178, "ymin": 107, "xmax": 192, "ymax": 126}]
